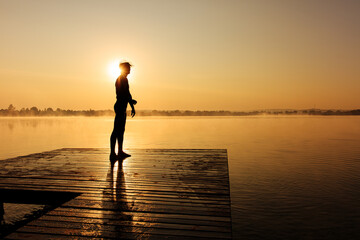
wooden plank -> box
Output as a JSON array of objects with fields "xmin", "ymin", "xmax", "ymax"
[
  {"xmin": 13, "ymin": 223, "xmax": 231, "ymax": 239},
  {"xmin": 0, "ymin": 148, "xmax": 232, "ymax": 239},
  {"xmin": 49, "ymin": 207, "xmax": 231, "ymax": 222},
  {"xmin": 5, "ymin": 232, "xmax": 92, "ymax": 240},
  {"xmin": 47, "ymin": 209, "xmax": 231, "ymax": 227},
  {"xmin": 0, "ymin": 178, "xmax": 230, "ymax": 192},
  {"xmin": 5, "ymin": 227, "xmax": 222, "ymax": 240},
  {"xmin": 28, "ymin": 217, "xmax": 231, "ymax": 233}
]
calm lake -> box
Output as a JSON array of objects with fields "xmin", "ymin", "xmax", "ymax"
[{"xmin": 1, "ymin": 116, "xmax": 360, "ymax": 239}]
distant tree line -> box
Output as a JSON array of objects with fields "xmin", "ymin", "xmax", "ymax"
[
  {"xmin": 1, "ymin": 104, "xmax": 359, "ymax": 117},
  {"xmin": 0, "ymin": 104, "xmax": 113, "ymax": 117}
]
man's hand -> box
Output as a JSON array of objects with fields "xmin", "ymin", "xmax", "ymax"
[
  {"xmin": 131, "ymin": 99, "xmax": 137, "ymax": 105},
  {"xmin": 131, "ymin": 108, "xmax": 136, "ymax": 118}
]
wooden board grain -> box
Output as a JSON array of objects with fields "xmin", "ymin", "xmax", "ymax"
[{"xmin": 0, "ymin": 148, "xmax": 231, "ymax": 239}]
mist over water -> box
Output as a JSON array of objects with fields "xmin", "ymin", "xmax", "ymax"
[{"xmin": 1, "ymin": 116, "xmax": 360, "ymax": 239}]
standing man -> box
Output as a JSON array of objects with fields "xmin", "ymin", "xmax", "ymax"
[{"xmin": 110, "ymin": 62, "xmax": 137, "ymax": 161}]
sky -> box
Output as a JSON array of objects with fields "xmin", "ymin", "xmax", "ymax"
[{"xmin": 0, "ymin": 0, "xmax": 359, "ymax": 111}]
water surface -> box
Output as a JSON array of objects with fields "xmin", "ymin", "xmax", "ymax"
[{"xmin": 1, "ymin": 116, "xmax": 360, "ymax": 239}]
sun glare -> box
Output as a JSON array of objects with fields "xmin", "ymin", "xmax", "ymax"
[{"xmin": 107, "ymin": 60, "xmax": 121, "ymax": 80}]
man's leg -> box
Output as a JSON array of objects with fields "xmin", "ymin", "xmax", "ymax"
[
  {"xmin": 110, "ymin": 115, "xmax": 120, "ymax": 160},
  {"xmin": 117, "ymin": 112, "xmax": 126, "ymax": 154},
  {"xmin": 117, "ymin": 112, "xmax": 130, "ymax": 157}
]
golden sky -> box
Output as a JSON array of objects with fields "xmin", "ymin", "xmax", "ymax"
[{"xmin": 0, "ymin": 0, "xmax": 359, "ymax": 110}]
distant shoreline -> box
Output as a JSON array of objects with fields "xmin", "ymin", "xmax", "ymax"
[{"xmin": 1, "ymin": 106, "xmax": 360, "ymax": 117}]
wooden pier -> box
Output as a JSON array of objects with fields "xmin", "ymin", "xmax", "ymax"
[{"xmin": 0, "ymin": 148, "xmax": 232, "ymax": 239}]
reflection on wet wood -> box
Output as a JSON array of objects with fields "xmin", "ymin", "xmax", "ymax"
[{"xmin": 0, "ymin": 148, "xmax": 231, "ymax": 239}]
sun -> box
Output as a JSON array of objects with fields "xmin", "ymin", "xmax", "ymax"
[{"xmin": 107, "ymin": 60, "xmax": 121, "ymax": 80}]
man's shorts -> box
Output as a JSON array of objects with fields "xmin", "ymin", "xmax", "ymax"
[{"xmin": 114, "ymin": 100, "xmax": 127, "ymax": 114}]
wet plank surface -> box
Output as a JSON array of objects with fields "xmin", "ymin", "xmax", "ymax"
[{"xmin": 0, "ymin": 148, "xmax": 231, "ymax": 239}]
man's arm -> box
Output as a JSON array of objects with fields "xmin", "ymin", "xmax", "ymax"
[
  {"xmin": 130, "ymin": 103, "xmax": 135, "ymax": 117},
  {"xmin": 126, "ymin": 79, "xmax": 136, "ymax": 117}
]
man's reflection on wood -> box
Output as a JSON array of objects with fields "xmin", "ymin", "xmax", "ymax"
[
  {"xmin": 102, "ymin": 159, "xmax": 133, "ymax": 238},
  {"xmin": 0, "ymin": 201, "xmax": 4, "ymax": 225}
]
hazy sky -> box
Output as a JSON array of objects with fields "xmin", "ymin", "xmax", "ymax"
[{"xmin": 1, "ymin": 0, "xmax": 359, "ymax": 110}]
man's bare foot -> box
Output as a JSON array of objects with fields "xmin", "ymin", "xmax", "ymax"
[
  {"xmin": 118, "ymin": 151, "xmax": 131, "ymax": 158},
  {"xmin": 109, "ymin": 153, "xmax": 117, "ymax": 162}
]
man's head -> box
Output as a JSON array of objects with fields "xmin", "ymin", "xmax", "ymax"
[{"xmin": 119, "ymin": 62, "xmax": 132, "ymax": 76}]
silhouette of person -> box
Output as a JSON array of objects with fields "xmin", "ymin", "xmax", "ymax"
[{"xmin": 110, "ymin": 62, "xmax": 137, "ymax": 161}]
